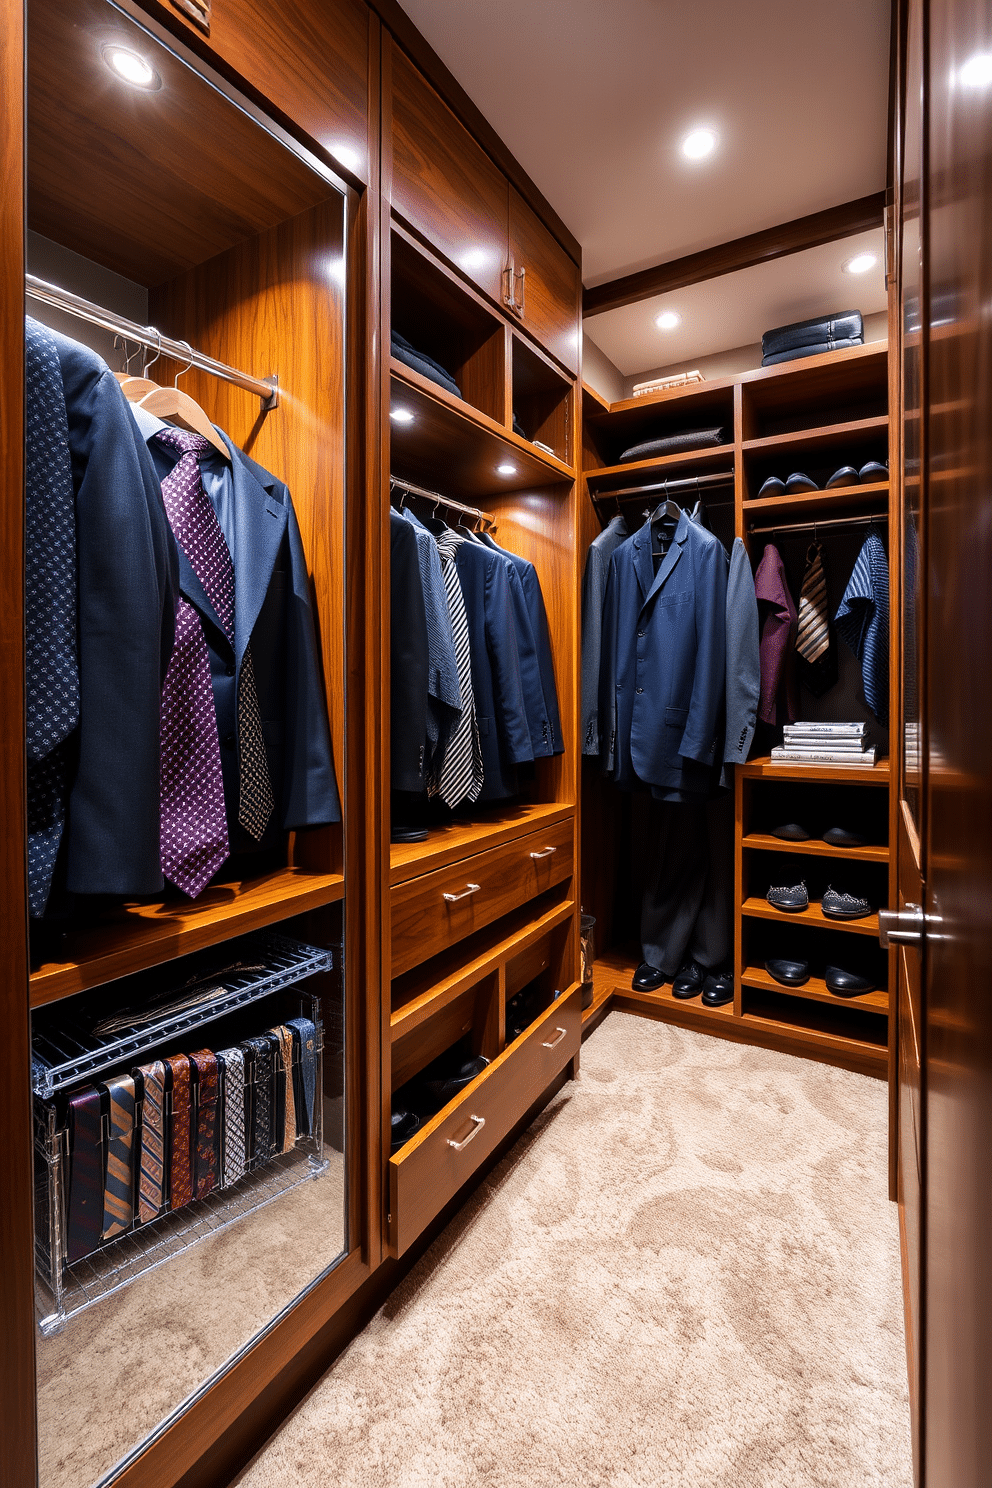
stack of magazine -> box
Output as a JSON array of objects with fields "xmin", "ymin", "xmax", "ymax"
[{"xmin": 771, "ymin": 721, "xmax": 877, "ymax": 766}]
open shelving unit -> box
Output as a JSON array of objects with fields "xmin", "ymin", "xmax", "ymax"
[{"xmin": 579, "ymin": 341, "xmax": 895, "ymax": 1078}]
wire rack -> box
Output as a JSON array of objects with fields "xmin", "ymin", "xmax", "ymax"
[{"xmin": 31, "ymin": 932, "xmax": 333, "ymax": 1099}]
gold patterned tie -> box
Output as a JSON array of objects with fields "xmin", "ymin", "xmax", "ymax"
[
  {"xmin": 135, "ymin": 1061, "xmax": 166, "ymax": 1223},
  {"xmin": 101, "ymin": 1075, "xmax": 136, "ymax": 1238}
]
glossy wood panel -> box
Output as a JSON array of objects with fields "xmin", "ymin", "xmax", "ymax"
[
  {"xmin": 132, "ymin": 0, "xmax": 369, "ymax": 184},
  {"xmin": 28, "ymin": 0, "xmax": 334, "ymax": 285},
  {"xmin": 389, "ymin": 36, "xmax": 507, "ymax": 306},
  {"xmin": 390, "ymin": 801, "xmax": 572, "ymax": 886},
  {"xmin": 0, "ymin": 0, "xmax": 38, "ymax": 1479},
  {"xmin": 508, "ymin": 186, "xmax": 580, "ymax": 375}
]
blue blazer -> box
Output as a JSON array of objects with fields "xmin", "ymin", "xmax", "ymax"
[
  {"xmin": 599, "ymin": 510, "xmax": 728, "ymax": 800},
  {"xmin": 143, "ymin": 424, "xmax": 340, "ymax": 845},
  {"xmin": 51, "ymin": 330, "xmax": 180, "ymax": 897},
  {"xmin": 479, "ymin": 533, "xmax": 564, "ymax": 759}
]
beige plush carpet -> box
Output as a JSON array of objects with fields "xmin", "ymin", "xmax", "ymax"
[{"xmin": 235, "ymin": 1013, "xmax": 912, "ymax": 1488}]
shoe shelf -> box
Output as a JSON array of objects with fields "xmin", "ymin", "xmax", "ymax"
[
  {"xmin": 29, "ymin": 867, "xmax": 346, "ymax": 1009},
  {"xmin": 740, "ymin": 756, "xmax": 890, "ymax": 786},
  {"xmin": 741, "ymin": 833, "xmax": 890, "ymax": 863},
  {"xmin": 389, "ymin": 803, "xmax": 574, "ymax": 887},
  {"xmin": 741, "ymin": 964, "xmax": 889, "ymax": 1014},
  {"xmin": 741, "ymin": 896, "xmax": 880, "ymax": 938},
  {"xmin": 741, "ymin": 416, "xmax": 889, "ymax": 456},
  {"xmin": 583, "ymin": 443, "xmax": 736, "ymax": 488},
  {"xmin": 738, "ymin": 1002, "xmax": 887, "ymax": 1075},
  {"xmin": 742, "ymin": 480, "xmax": 889, "ymax": 518}
]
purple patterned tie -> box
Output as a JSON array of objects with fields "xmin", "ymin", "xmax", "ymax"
[{"xmin": 156, "ymin": 430, "xmax": 231, "ymax": 895}]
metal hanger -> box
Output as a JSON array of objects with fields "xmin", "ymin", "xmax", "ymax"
[{"xmin": 119, "ymin": 328, "xmax": 163, "ymax": 402}]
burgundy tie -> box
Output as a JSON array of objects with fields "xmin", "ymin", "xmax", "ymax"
[{"xmin": 156, "ymin": 430, "xmax": 230, "ymax": 897}]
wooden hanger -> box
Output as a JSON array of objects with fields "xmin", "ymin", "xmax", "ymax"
[{"xmin": 138, "ymin": 342, "xmax": 230, "ymax": 461}]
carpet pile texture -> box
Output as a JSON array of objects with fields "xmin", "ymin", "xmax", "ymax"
[{"xmin": 235, "ymin": 1013, "xmax": 912, "ymax": 1487}]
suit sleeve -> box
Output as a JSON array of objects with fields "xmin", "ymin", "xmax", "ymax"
[
  {"xmin": 388, "ymin": 514, "xmax": 430, "ymax": 795},
  {"xmin": 598, "ymin": 552, "xmax": 620, "ymax": 774},
  {"xmin": 581, "ymin": 544, "xmax": 606, "ymax": 756},
  {"xmin": 283, "ymin": 502, "xmax": 342, "ymax": 824},
  {"xmin": 504, "ymin": 561, "xmax": 552, "ymax": 757},
  {"xmin": 484, "ymin": 556, "xmax": 534, "ymax": 766},
  {"xmin": 679, "ymin": 536, "xmax": 728, "ymax": 764},
  {"xmin": 723, "ymin": 538, "xmax": 760, "ymax": 764},
  {"xmin": 60, "ymin": 356, "xmax": 178, "ymax": 896}
]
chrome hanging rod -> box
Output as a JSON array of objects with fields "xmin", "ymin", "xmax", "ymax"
[
  {"xmin": 389, "ymin": 474, "xmax": 496, "ymax": 529},
  {"xmin": 748, "ymin": 511, "xmax": 887, "ymax": 537},
  {"xmin": 590, "ymin": 470, "xmax": 734, "ymax": 503},
  {"xmin": 26, "ymin": 275, "xmax": 279, "ymax": 409}
]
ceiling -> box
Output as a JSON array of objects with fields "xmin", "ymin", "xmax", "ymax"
[
  {"xmin": 396, "ymin": 0, "xmax": 890, "ymax": 293},
  {"xmin": 585, "ymin": 227, "xmax": 888, "ymax": 377}
]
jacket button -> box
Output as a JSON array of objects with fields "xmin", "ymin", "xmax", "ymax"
[
  {"xmin": 636, "ymin": 687, "xmax": 644, "ymax": 694},
  {"xmin": 637, "ymin": 630, "xmax": 644, "ymax": 637}
]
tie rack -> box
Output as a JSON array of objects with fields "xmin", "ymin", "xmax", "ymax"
[
  {"xmin": 390, "ymin": 474, "xmax": 496, "ymax": 531},
  {"xmin": 25, "ymin": 274, "xmax": 280, "ymax": 409}
]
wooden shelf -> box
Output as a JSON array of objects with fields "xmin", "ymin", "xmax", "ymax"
[
  {"xmin": 742, "ymin": 832, "xmax": 890, "ymax": 863},
  {"xmin": 739, "ymin": 1008, "xmax": 887, "ymax": 1073},
  {"xmin": 741, "ymin": 755, "xmax": 890, "ymax": 785},
  {"xmin": 741, "ymin": 896, "xmax": 880, "ymax": 937},
  {"xmin": 584, "ymin": 443, "xmax": 735, "ymax": 484},
  {"xmin": 742, "ymin": 964, "xmax": 889, "ymax": 1013},
  {"xmin": 581, "ymin": 978, "xmax": 613, "ymax": 1029},
  {"xmin": 390, "ymin": 362, "xmax": 574, "ymax": 496},
  {"xmin": 29, "ymin": 868, "xmax": 345, "ymax": 1008},
  {"xmin": 390, "ymin": 802, "xmax": 574, "ymax": 886},
  {"xmin": 738, "ymin": 340, "xmax": 888, "ymax": 394},
  {"xmin": 591, "ymin": 946, "xmax": 734, "ymax": 1020},
  {"xmin": 588, "ymin": 376, "xmax": 737, "ymax": 421},
  {"xmin": 743, "ymin": 480, "xmax": 889, "ymax": 516},
  {"xmin": 742, "ymin": 415, "xmax": 888, "ymax": 455},
  {"xmin": 390, "ymin": 898, "xmax": 574, "ymax": 1041}
]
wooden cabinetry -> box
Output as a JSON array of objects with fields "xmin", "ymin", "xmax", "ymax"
[{"xmin": 506, "ymin": 187, "xmax": 581, "ymax": 374}]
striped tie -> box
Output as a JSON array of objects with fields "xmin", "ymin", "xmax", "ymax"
[
  {"xmin": 218, "ymin": 1047, "xmax": 247, "ymax": 1187},
  {"xmin": 101, "ymin": 1075, "xmax": 136, "ymax": 1238},
  {"xmin": 431, "ymin": 531, "xmax": 484, "ymax": 807},
  {"xmin": 135, "ymin": 1061, "xmax": 166, "ymax": 1223},
  {"xmin": 796, "ymin": 543, "xmax": 831, "ymax": 662}
]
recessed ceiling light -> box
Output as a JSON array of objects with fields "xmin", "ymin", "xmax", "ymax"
[
  {"xmin": 959, "ymin": 51, "xmax": 992, "ymax": 88},
  {"xmin": 843, "ymin": 251, "xmax": 878, "ymax": 275},
  {"xmin": 655, "ymin": 310, "xmax": 681, "ymax": 331},
  {"xmin": 390, "ymin": 407, "xmax": 415, "ymax": 424},
  {"xmin": 101, "ymin": 44, "xmax": 161, "ymax": 90},
  {"xmin": 681, "ymin": 127, "xmax": 718, "ymax": 161},
  {"xmin": 497, "ymin": 463, "xmax": 517, "ymax": 476}
]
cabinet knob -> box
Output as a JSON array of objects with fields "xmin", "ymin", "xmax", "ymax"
[{"xmin": 443, "ymin": 882, "xmax": 481, "ymax": 903}]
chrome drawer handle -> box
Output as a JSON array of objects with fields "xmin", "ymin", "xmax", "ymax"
[
  {"xmin": 447, "ymin": 1115, "xmax": 485, "ymax": 1151},
  {"xmin": 530, "ymin": 845, "xmax": 557, "ymax": 860},
  {"xmin": 542, "ymin": 1026, "xmax": 567, "ymax": 1049},
  {"xmin": 443, "ymin": 882, "xmax": 481, "ymax": 903}
]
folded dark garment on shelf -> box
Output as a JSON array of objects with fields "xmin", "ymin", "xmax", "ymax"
[
  {"xmin": 391, "ymin": 330, "xmax": 463, "ymax": 399},
  {"xmin": 761, "ymin": 310, "xmax": 864, "ymax": 358},
  {"xmin": 617, "ymin": 426, "xmax": 726, "ymax": 463},
  {"xmin": 761, "ymin": 338, "xmax": 862, "ymax": 367}
]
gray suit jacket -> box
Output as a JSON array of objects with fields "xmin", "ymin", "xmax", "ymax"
[
  {"xmin": 723, "ymin": 537, "xmax": 760, "ymax": 765},
  {"xmin": 581, "ymin": 514, "xmax": 628, "ymax": 756}
]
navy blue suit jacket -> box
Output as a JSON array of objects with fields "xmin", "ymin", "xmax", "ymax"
[
  {"xmin": 599, "ymin": 511, "xmax": 727, "ymax": 800},
  {"xmin": 142, "ymin": 423, "xmax": 340, "ymax": 845},
  {"xmin": 51, "ymin": 330, "xmax": 179, "ymax": 897},
  {"xmin": 479, "ymin": 533, "xmax": 563, "ymax": 758}
]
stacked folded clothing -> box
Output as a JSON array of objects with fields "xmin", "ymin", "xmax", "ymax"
[
  {"xmin": 391, "ymin": 329, "xmax": 463, "ymax": 398},
  {"xmin": 632, "ymin": 370, "xmax": 704, "ymax": 397},
  {"xmin": 761, "ymin": 310, "xmax": 864, "ymax": 367},
  {"xmin": 617, "ymin": 425, "xmax": 726, "ymax": 463}
]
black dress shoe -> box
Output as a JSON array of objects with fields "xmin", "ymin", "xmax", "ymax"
[
  {"xmin": 391, "ymin": 826, "xmax": 429, "ymax": 843},
  {"xmin": 390, "ymin": 1108, "xmax": 421, "ymax": 1152},
  {"xmin": 419, "ymin": 1055, "xmax": 490, "ymax": 1110},
  {"xmin": 859, "ymin": 460, "xmax": 888, "ymax": 483},
  {"xmin": 764, "ymin": 957, "xmax": 810, "ymax": 987},
  {"xmin": 822, "ymin": 826, "xmax": 867, "ymax": 847},
  {"xmin": 701, "ymin": 970, "xmax": 734, "ymax": 1007},
  {"xmin": 785, "ymin": 471, "xmax": 818, "ymax": 493},
  {"xmin": 671, "ymin": 961, "xmax": 705, "ymax": 999},
  {"xmin": 632, "ymin": 962, "xmax": 666, "ymax": 991},
  {"xmin": 766, "ymin": 881, "xmax": 809, "ymax": 912},
  {"xmin": 758, "ymin": 475, "xmax": 785, "ymax": 497},
  {"xmin": 771, "ymin": 822, "xmax": 811, "ymax": 841},
  {"xmin": 821, "ymin": 886, "xmax": 872, "ymax": 919},
  {"xmin": 824, "ymin": 966, "xmax": 877, "ymax": 996},
  {"xmin": 826, "ymin": 465, "xmax": 859, "ymax": 488}
]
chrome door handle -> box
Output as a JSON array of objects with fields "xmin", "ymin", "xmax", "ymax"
[
  {"xmin": 502, "ymin": 259, "xmax": 516, "ymax": 309},
  {"xmin": 542, "ymin": 1026, "xmax": 567, "ymax": 1049},
  {"xmin": 443, "ymin": 882, "xmax": 481, "ymax": 903},
  {"xmin": 514, "ymin": 263, "xmax": 526, "ymax": 317},
  {"xmin": 447, "ymin": 1115, "xmax": 485, "ymax": 1150},
  {"xmin": 529, "ymin": 845, "xmax": 556, "ymax": 860},
  {"xmin": 879, "ymin": 904, "xmax": 925, "ymax": 947}
]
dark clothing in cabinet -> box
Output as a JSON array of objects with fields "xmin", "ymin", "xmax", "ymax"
[
  {"xmin": 755, "ymin": 543, "xmax": 798, "ymax": 725},
  {"xmin": 49, "ymin": 329, "xmax": 179, "ymax": 898},
  {"xmin": 641, "ymin": 793, "xmax": 734, "ymax": 975},
  {"xmin": 390, "ymin": 510, "xmax": 431, "ymax": 794},
  {"xmin": 723, "ymin": 537, "xmax": 762, "ymax": 766},
  {"xmin": 478, "ymin": 533, "xmax": 564, "ymax": 759},
  {"xmin": 599, "ymin": 510, "xmax": 728, "ymax": 801},
  {"xmin": 580, "ymin": 514, "xmax": 628, "ymax": 757},
  {"xmin": 135, "ymin": 408, "xmax": 341, "ymax": 844},
  {"xmin": 401, "ymin": 510, "xmax": 461, "ymax": 771}
]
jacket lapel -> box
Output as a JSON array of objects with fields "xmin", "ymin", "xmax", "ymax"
[
  {"xmin": 639, "ymin": 509, "xmax": 689, "ymax": 615},
  {"xmin": 177, "ymin": 549, "xmax": 228, "ymax": 645},
  {"xmin": 632, "ymin": 519, "xmax": 656, "ymax": 603},
  {"xmin": 221, "ymin": 431, "xmax": 288, "ymax": 667}
]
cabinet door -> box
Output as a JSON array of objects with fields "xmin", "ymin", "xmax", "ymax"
[
  {"xmin": 507, "ymin": 187, "xmax": 580, "ymax": 375},
  {"xmin": 389, "ymin": 41, "xmax": 507, "ymax": 306},
  {"xmin": 149, "ymin": 0, "xmax": 370, "ymax": 183}
]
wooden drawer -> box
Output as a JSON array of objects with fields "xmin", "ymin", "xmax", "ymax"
[
  {"xmin": 390, "ymin": 817, "xmax": 573, "ymax": 978},
  {"xmin": 388, "ymin": 986, "xmax": 581, "ymax": 1255}
]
